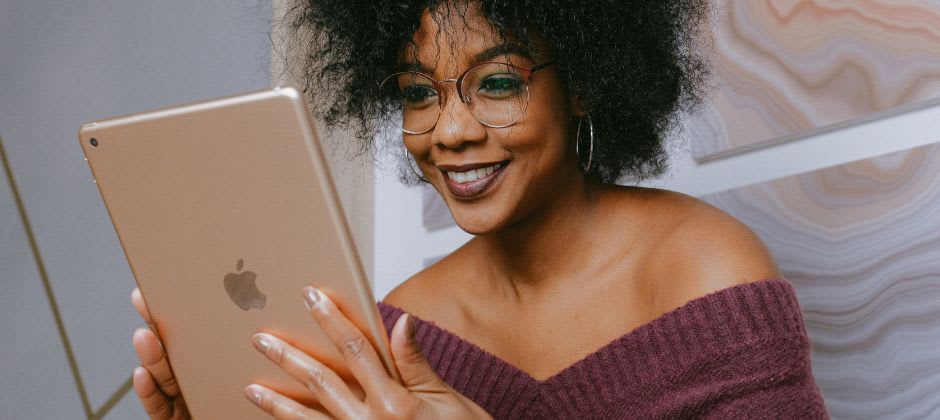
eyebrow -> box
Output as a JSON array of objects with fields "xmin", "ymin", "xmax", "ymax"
[
  {"xmin": 473, "ymin": 42, "xmax": 534, "ymax": 64},
  {"xmin": 401, "ymin": 42, "xmax": 535, "ymax": 74}
]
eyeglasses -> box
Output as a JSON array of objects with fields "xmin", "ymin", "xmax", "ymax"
[{"xmin": 381, "ymin": 61, "xmax": 554, "ymax": 134}]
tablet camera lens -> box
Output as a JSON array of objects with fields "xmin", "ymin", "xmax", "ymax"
[{"xmin": 90, "ymin": 138, "xmax": 98, "ymax": 147}]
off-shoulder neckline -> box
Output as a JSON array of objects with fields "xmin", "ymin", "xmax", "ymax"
[{"xmin": 378, "ymin": 277, "xmax": 800, "ymax": 384}]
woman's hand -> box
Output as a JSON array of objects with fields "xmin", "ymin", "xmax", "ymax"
[
  {"xmin": 130, "ymin": 288, "xmax": 190, "ymax": 420},
  {"xmin": 245, "ymin": 286, "xmax": 492, "ymax": 419}
]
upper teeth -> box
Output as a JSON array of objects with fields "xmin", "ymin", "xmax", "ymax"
[{"xmin": 446, "ymin": 163, "xmax": 503, "ymax": 183}]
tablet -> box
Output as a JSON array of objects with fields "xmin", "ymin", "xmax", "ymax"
[{"xmin": 78, "ymin": 86, "xmax": 397, "ymax": 418}]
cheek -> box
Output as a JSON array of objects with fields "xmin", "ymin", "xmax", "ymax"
[
  {"xmin": 506, "ymin": 109, "xmax": 573, "ymax": 164},
  {"xmin": 509, "ymin": 87, "xmax": 576, "ymax": 159},
  {"xmin": 402, "ymin": 135, "xmax": 430, "ymax": 159}
]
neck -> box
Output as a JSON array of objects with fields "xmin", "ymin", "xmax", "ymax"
[{"xmin": 479, "ymin": 170, "xmax": 601, "ymax": 301}]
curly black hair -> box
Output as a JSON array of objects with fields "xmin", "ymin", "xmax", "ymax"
[{"xmin": 284, "ymin": 0, "xmax": 709, "ymax": 183}]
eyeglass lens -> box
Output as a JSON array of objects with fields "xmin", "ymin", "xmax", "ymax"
[{"xmin": 386, "ymin": 62, "xmax": 530, "ymax": 133}]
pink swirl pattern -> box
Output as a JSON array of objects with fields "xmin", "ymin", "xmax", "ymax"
[
  {"xmin": 703, "ymin": 142, "xmax": 940, "ymax": 418},
  {"xmin": 690, "ymin": 0, "xmax": 940, "ymax": 159}
]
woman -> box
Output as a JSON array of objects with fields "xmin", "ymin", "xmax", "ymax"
[{"xmin": 131, "ymin": 1, "xmax": 829, "ymax": 418}]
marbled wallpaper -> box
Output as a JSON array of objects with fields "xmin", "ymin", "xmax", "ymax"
[
  {"xmin": 690, "ymin": 0, "xmax": 940, "ymax": 160},
  {"xmin": 702, "ymin": 142, "xmax": 940, "ymax": 418}
]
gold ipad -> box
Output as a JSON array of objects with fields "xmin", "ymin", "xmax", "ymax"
[{"xmin": 78, "ymin": 86, "xmax": 396, "ymax": 418}]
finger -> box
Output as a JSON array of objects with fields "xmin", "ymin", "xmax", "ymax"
[
  {"xmin": 304, "ymin": 286, "xmax": 395, "ymax": 397},
  {"xmin": 252, "ymin": 332, "xmax": 364, "ymax": 419},
  {"xmin": 390, "ymin": 314, "xmax": 448, "ymax": 392},
  {"xmin": 133, "ymin": 367, "xmax": 173, "ymax": 420},
  {"xmin": 131, "ymin": 288, "xmax": 153, "ymax": 324},
  {"xmin": 245, "ymin": 384, "xmax": 330, "ymax": 420},
  {"xmin": 132, "ymin": 328, "xmax": 182, "ymax": 398}
]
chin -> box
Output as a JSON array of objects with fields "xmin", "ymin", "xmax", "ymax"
[
  {"xmin": 451, "ymin": 212, "xmax": 508, "ymax": 236},
  {"xmin": 457, "ymin": 224, "xmax": 494, "ymax": 236}
]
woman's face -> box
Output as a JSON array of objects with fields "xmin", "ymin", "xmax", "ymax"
[{"xmin": 401, "ymin": 6, "xmax": 584, "ymax": 235}]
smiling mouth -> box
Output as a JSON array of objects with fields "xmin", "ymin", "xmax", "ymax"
[
  {"xmin": 444, "ymin": 162, "xmax": 505, "ymax": 183},
  {"xmin": 440, "ymin": 161, "xmax": 508, "ymax": 199}
]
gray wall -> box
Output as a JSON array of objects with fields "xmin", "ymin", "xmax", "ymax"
[{"xmin": 0, "ymin": 1, "xmax": 272, "ymax": 418}]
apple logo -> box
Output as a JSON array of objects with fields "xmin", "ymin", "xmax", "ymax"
[{"xmin": 223, "ymin": 258, "xmax": 266, "ymax": 311}]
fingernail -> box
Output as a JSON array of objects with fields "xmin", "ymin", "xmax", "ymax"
[
  {"xmin": 405, "ymin": 314, "xmax": 416, "ymax": 338},
  {"xmin": 252, "ymin": 333, "xmax": 271, "ymax": 352},
  {"xmin": 131, "ymin": 328, "xmax": 146, "ymax": 345},
  {"xmin": 403, "ymin": 314, "xmax": 420, "ymax": 351},
  {"xmin": 245, "ymin": 385, "xmax": 262, "ymax": 405},
  {"xmin": 303, "ymin": 286, "xmax": 321, "ymax": 311}
]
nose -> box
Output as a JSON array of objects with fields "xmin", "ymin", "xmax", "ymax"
[{"xmin": 429, "ymin": 82, "xmax": 486, "ymax": 150}]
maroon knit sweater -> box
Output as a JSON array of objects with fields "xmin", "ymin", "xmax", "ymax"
[{"xmin": 378, "ymin": 278, "xmax": 828, "ymax": 419}]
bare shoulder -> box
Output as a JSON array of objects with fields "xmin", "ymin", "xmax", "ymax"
[
  {"xmin": 381, "ymin": 260, "xmax": 446, "ymax": 314},
  {"xmin": 615, "ymin": 187, "xmax": 782, "ymax": 309},
  {"xmin": 381, "ymin": 241, "xmax": 476, "ymax": 323}
]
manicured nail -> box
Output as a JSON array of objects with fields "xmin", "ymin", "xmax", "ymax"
[
  {"xmin": 405, "ymin": 314, "xmax": 416, "ymax": 338},
  {"xmin": 402, "ymin": 314, "xmax": 420, "ymax": 351},
  {"xmin": 303, "ymin": 286, "xmax": 321, "ymax": 311},
  {"xmin": 132, "ymin": 328, "xmax": 147, "ymax": 347},
  {"xmin": 252, "ymin": 333, "xmax": 272, "ymax": 352},
  {"xmin": 245, "ymin": 385, "xmax": 262, "ymax": 405}
]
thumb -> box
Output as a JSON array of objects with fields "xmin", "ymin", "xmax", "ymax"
[{"xmin": 390, "ymin": 313, "xmax": 447, "ymax": 393}]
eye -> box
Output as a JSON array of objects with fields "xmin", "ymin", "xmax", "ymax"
[
  {"xmin": 399, "ymin": 85, "xmax": 438, "ymax": 109},
  {"xmin": 477, "ymin": 73, "xmax": 524, "ymax": 99}
]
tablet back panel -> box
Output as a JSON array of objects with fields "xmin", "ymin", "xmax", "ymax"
[{"xmin": 79, "ymin": 87, "xmax": 395, "ymax": 418}]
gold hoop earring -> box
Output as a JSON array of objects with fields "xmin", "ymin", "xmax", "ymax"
[{"xmin": 576, "ymin": 115, "xmax": 594, "ymax": 173}]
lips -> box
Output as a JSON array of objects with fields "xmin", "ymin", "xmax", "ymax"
[{"xmin": 440, "ymin": 161, "xmax": 508, "ymax": 199}]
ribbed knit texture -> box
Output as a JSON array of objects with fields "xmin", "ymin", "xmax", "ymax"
[{"xmin": 378, "ymin": 278, "xmax": 829, "ymax": 419}]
